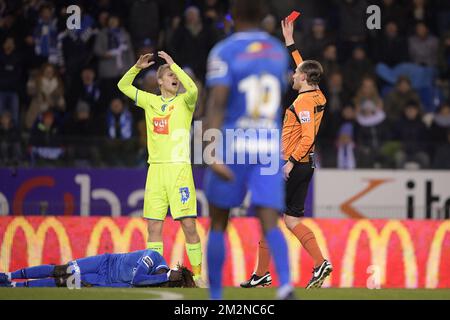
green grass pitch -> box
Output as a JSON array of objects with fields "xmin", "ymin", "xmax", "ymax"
[{"xmin": 1, "ymin": 287, "xmax": 450, "ymax": 300}]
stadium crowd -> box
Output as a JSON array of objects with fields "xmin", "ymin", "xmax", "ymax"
[{"xmin": 0, "ymin": 0, "xmax": 449, "ymax": 169}]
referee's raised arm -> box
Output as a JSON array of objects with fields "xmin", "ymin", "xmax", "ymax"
[{"xmin": 281, "ymin": 19, "xmax": 303, "ymax": 67}]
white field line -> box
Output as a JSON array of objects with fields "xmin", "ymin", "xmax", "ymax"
[{"xmin": 117, "ymin": 289, "xmax": 184, "ymax": 300}]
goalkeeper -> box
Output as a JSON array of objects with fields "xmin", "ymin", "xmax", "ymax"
[
  {"xmin": 0, "ymin": 249, "xmax": 196, "ymax": 288},
  {"xmin": 117, "ymin": 51, "xmax": 203, "ymax": 283}
]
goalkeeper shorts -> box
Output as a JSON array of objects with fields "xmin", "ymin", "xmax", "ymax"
[{"xmin": 143, "ymin": 163, "xmax": 197, "ymax": 221}]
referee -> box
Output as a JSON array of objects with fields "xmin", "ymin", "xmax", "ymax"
[{"xmin": 241, "ymin": 18, "xmax": 332, "ymax": 289}]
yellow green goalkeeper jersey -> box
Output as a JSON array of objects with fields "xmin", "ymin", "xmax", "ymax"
[{"xmin": 117, "ymin": 64, "xmax": 198, "ymax": 164}]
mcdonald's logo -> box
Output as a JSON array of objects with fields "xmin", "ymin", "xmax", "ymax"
[
  {"xmin": 0, "ymin": 217, "xmax": 449, "ymax": 288},
  {"xmin": 0, "ymin": 217, "xmax": 73, "ymax": 271},
  {"xmin": 340, "ymin": 220, "xmax": 418, "ymax": 288},
  {"xmin": 85, "ymin": 217, "xmax": 147, "ymax": 256},
  {"xmin": 426, "ymin": 220, "xmax": 450, "ymax": 288}
]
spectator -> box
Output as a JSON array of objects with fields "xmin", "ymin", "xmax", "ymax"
[
  {"xmin": 29, "ymin": 110, "xmax": 64, "ymax": 166},
  {"xmin": 0, "ymin": 37, "xmax": 21, "ymax": 125},
  {"xmin": 94, "ymin": 14, "xmax": 134, "ymax": 106},
  {"xmin": 333, "ymin": 0, "xmax": 368, "ymax": 59},
  {"xmin": 63, "ymin": 100, "xmax": 101, "ymax": 167},
  {"xmin": 407, "ymin": 0, "xmax": 435, "ymax": 33},
  {"xmin": 437, "ymin": 31, "xmax": 450, "ymax": 81},
  {"xmin": 354, "ymin": 76, "xmax": 383, "ymax": 111},
  {"xmin": 373, "ymin": 21, "xmax": 409, "ymax": 67},
  {"xmin": 333, "ymin": 105, "xmax": 358, "ymax": 169},
  {"xmin": 343, "ymin": 46, "xmax": 374, "ymax": 93},
  {"xmin": 408, "ymin": 22, "xmax": 439, "ymax": 67},
  {"xmin": 323, "ymin": 71, "xmax": 350, "ymax": 115},
  {"xmin": 301, "ymin": 18, "xmax": 334, "ymax": 61},
  {"xmin": 74, "ymin": 67, "xmax": 101, "ymax": 115},
  {"xmin": 393, "ymin": 102, "xmax": 430, "ymax": 168},
  {"xmin": 261, "ymin": 14, "xmax": 277, "ymax": 37},
  {"xmin": 201, "ymin": 0, "xmax": 228, "ymax": 26},
  {"xmin": 26, "ymin": 3, "xmax": 59, "ymax": 66},
  {"xmin": 429, "ymin": 102, "xmax": 450, "ymax": 151},
  {"xmin": 355, "ymin": 99, "xmax": 391, "ymax": 168},
  {"xmin": 379, "ymin": 0, "xmax": 407, "ymax": 33},
  {"xmin": 103, "ymin": 97, "xmax": 135, "ymax": 166},
  {"xmin": 57, "ymin": 5, "xmax": 97, "ymax": 106},
  {"xmin": 25, "ymin": 63, "xmax": 66, "ymax": 130},
  {"xmin": 170, "ymin": 6, "xmax": 217, "ymax": 81},
  {"xmin": 432, "ymin": 128, "xmax": 450, "ymax": 169},
  {"xmin": 0, "ymin": 111, "xmax": 21, "ymax": 166},
  {"xmin": 320, "ymin": 44, "xmax": 340, "ymax": 76},
  {"xmin": 128, "ymin": 0, "xmax": 162, "ymax": 46},
  {"xmin": 384, "ymin": 76, "xmax": 423, "ymax": 121}
]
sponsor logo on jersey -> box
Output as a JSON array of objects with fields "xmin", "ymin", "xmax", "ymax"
[
  {"xmin": 247, "ymin": 41, "xmax": 272, "ymax": 53},
  {"xmin": 299, "ymin": 111, "xmax": 311, "ymax": 123},
  {"xmin": 153, "ymin": 114, "xmax": 170, "ymax": 135}
]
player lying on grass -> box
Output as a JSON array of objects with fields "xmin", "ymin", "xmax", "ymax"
[{"xmin": 0, "ymin": 249, "xmax": 196, "ymax": 288}]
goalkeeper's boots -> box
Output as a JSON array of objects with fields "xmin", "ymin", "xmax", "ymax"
[
  {"xmin": 0, "ymin": 273, "xmax": 10, "ymax": 284},
  {"xmin": 306, "ymin": 260, "xmax": 333, "ymax": 289},
  {"xmin": 240, "ymin": 272, "xmax": 272, "ymax": 288}
]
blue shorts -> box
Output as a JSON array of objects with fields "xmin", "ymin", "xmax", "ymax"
[
  {"xmin": 70, "ymin": 254, "xmax": 110, "ymax": 286},
  {"xmin": 204, "ymin": 162, "xmax": 284, "ymax": 212}
]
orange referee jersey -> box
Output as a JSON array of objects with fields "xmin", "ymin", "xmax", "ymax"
[{"xmin": 281, "ymin": 45, "xmax": 327, "ymax": 163}]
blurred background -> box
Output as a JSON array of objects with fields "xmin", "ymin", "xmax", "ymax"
[
  {"xmin": 0, "ymin": 0, "xmax": 449, "ymax": 290},
  {"xmin": 0, "ymin": 0, "xmax": 449, "ymax": 170}
]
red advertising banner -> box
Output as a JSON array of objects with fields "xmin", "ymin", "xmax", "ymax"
[{"xmin": 0, "ymin": 217, "xmax": 449, "ymax": 288}]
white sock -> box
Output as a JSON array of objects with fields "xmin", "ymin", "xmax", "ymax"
[{"xmin": 6, "ymin": 272, "xmax": 11, "ymax": 282}]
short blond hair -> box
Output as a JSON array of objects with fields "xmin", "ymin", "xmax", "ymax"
[{"xmin": 157, "ymin": 64, "xmax": 171, "ymax": 79}]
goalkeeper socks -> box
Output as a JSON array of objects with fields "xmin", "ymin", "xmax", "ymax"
[
  {"xmin": 207, "ymin": 230, "xmax": 225, "ymax": 299},
  {"xmin": 147, "ymin": 241, "xmax": 164, "ymax": 256},
  {"xmin": 265, "ymin": 227, "xmax": 290, "ymax": 288},
  {"xmin": 11, "ymin": 265, "xmax": 54, "ymax": 279},
  {"xmin": 15, "ymin": 279, "xmax": 57, "ymax": 287},
  {"xmin": 255, "ymin": 238, "xmax": 271, "ymax": 277},
  {"xmin": 292, "ymin": 222, "xmax": 324, "ymax": 267},
  {"xmin": 185, "ymin": 242, "xmax": 202, "ymax": 279}
]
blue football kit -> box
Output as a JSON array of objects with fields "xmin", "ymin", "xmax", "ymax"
[
  {"xmin": 204, "ymin": 30, "xmax": 289, "ymax": 212},
  {"xmin": 205, "ymin": 29, "xmax": 292, "ymax": 300},
  {"xmin": 2, "ymin": 249, "xmax": 171, "ymax": 288}
]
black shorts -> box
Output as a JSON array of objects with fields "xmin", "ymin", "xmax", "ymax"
[{"xmin": 285, "ymin": 162, "xmax": 314, "ymax": 217}]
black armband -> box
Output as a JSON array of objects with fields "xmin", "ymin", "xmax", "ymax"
[
  {"xmin": 289, "ymin": 156, "xmax": 299, "ymax": 164},
  {"xmin": 286, "ymin": 44, "xmax": 297, "ymax": 53}
]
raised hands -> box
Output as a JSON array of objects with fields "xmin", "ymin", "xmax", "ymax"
[
  {"xmin": 158, "ymin": 51, "xmax": 175, "ymax": 66},
  {"xmin": 281, "ymin": 19, "xmax": 295, "ymax": 46},
  {"xmin": 135, "ymin": 53, "xmax": 155, "ymax": 69}
]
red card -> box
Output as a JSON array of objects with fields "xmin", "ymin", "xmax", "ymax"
[{"xmin": 286, "ymin": 11, "xmax": 301, "ymax": 23}]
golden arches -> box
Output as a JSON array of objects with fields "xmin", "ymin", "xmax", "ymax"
[
  {"xmin": 0, "ymin": 217, "xmax": 72, "ymax": 271},
  {"xmin": 340, "ymin": 220, "xmax": 418, "ymax": 288},
  {"xmin": 425, "ymin": 220, "xmax": 450, "ymax": 288}
]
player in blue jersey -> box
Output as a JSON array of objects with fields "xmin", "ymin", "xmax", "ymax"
[
  {"xmin": 0, "ymin": 249, "xmax": 195, "ymax": 288},
  {"xmin": 204, "ymin": 0, "xmax": 294, "ymax": 300}
]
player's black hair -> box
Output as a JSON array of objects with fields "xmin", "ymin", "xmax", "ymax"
[
  {"xmin": 298, "ymin": 60, "xmax": 323, "ymax": 86},
  {"xmin": 230, "ymin": 0, "xmax": 268, "ymax": 25},
  {"xmin": 161, "ymin": 264, "xmax": 196, "ymax": 288}
]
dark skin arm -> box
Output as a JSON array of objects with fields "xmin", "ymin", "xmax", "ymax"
[{"xmin": 205, "ymin": 85, "xmax": 234, "ymax": 181}]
